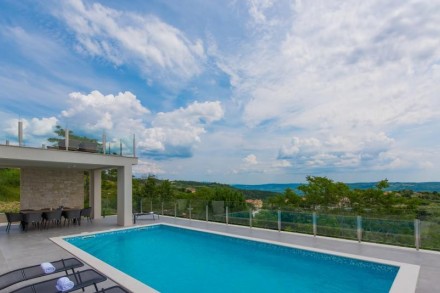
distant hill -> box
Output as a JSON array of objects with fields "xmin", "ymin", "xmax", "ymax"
[{"xmin": 232, "ymin": 182, "xmax": 440, "ymax": 194}]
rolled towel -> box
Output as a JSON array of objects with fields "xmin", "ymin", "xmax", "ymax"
[
  {"xmin": 55, "ymin": 277, "xmax": 74, "ymax": 292},
  {"xmin": 40, "ymin": 262, "xmax": 56, "ymax": 274}
]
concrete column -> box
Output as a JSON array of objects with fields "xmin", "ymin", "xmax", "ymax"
[
  {"xmin": 117, "ymin": 165, "xmax": 133, "ymax": 226},
  {"xmin": 90, "ymin": 170, "xmax": 102, "ymax": 219}
]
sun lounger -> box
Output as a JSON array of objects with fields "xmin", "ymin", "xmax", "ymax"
[
  {"xmin": 97, "ymin": 285, "xmax": 131, "ymax": 293},
  {"xmin": 133, "ymin": 211, "xmax": 159, "ymax": 224},
  {"xmin": 0, "ymin": 258, "xmax": 84, "ymax": 291},
  {"xmin": 10, "ymin": 269, "xmax": 107, "ymax": 293}
]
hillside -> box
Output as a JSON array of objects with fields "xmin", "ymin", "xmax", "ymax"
[{"xmin": 233, "ymin": 182, "xmax": 440, "ymax": 194}]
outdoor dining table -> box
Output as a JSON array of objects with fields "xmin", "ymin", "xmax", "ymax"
[
  {"xmin": 19, "ymin": 210, "xmax": 43, "ymax": 231},
  {"xmin": 19, "ymin": 208, "xmax": 82, "ymax": 230}
]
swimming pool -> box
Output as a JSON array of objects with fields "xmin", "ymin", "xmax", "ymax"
[{"xmin": 53, "ymin": 224, "xmax": 419, "ymax": 292}]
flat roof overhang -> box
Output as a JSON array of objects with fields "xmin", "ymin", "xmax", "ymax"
[{"xmin": 0, "ymin": 145, "xmax": 138, "ymax": 170}]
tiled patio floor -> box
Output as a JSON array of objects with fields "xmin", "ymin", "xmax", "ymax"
[{"xmin": 1, "ymin": 215, "xmax": 439, "ymax": 292}]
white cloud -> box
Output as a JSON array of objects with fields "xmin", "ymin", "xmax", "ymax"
[
  {"xmin": 278, "ymin": 132, "xmax": 396, "ymax": 170},
  {"xmin": 243, "ymin": 154, "xmax": 258, "ymax": 165},
  {"xmin": 247, "ymin": 0, "xmax": 275, "ymax": 25},
  {"xmin": 139, "ymin": 101, "xmax": 224, "ymax": 157},
  {"xmin": 61, "ymin": 90, "xmax": 149, "ymax": 134},
  {"xmin": 6, "ymin": 117, "xmax": 58, "ymax": 138},
  {"xmin": 10, "ymin": 90, "xmax": 224, "ymax": 159},
  {"xmin": 272, "ymin": 159, "xmax": 292, "ymax": 168},
  {"xmin": 57, "ymin": 0, "xmax": 205, "ymax": 86},
  {"xmin": 216, "ymin": 0, "xmax": 440, "ymax": 175},
  {"xmin": 133, "ymin": 159, "xmax": 164, "ymax": 176}
]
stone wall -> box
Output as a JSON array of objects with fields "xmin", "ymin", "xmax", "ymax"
[{"xmin": 20, "ymin": 167, "xmax": 84, "ymax": 210}]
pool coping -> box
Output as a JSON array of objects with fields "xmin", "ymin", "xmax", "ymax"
[{"xmin": 51, "ymin": 223, "xmax": 420, "ymax": 293}]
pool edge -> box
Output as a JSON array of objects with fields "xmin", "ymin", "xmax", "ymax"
[{"xmin": 51, "ymin": 223, "xmax": 420, "ymax": 293}]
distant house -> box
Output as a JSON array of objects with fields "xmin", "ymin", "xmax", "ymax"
[{"xmin": 246, "ymin": 199, "xmax": 263, "ymax": 209}]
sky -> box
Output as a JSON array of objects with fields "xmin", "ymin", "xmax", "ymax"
[{"xmin": 0, "ymin": 0, "xmax": 439, "ymax": 184}]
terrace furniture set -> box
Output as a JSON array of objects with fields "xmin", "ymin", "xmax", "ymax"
[
  {"xmin": 0, "ymin": 257, "xmax": 130, "ymax": 292},
  {"xmin": 54, "ymin": 139, "xmax": 99, "ymax": 153},
  {"xmin": 5, "ymin": 207, "xmax": 93, "ymax": 232}
]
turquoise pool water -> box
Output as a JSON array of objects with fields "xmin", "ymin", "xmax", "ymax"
[{"xmin": 66, "ymin": 225, "xmax": 398, "ymax": 292}]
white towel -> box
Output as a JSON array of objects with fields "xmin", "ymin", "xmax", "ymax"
[
  {"xmin": 55, "ymin": 277, "xmax": 74, "ymax": 292},
  {"xmin": 40, "ymin": 262, "xmax": 55, "ymax": 274}
]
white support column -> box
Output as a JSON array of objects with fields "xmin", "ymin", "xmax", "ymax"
[
  {"xmin": 90, "ymin": 170, "xmax": 102, "ymax": 219},
  {"xmin": 117, "ymin": 165, "xmax": 133, "ymax": 226}
]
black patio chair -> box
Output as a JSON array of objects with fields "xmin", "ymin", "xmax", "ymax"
[
  {"xmin": 21, "ymin": 212, "xmax": 42, "ymax": 231},
  {"xmin": 62, "ymin": 209, "xmax": 82, "ymax": 226},
  {"xmin": 0, "ymin": 258, "xmax": 83, "ymax": 291},
  {"xmin": 42, "ymin": 209, "xmax": 63, "ymax": 229},
  {"xmin": 96, "ymin": 285, "xmax": 131, "ymax": 293},
  {"xmin": 81, "ymin": 207, "xmax": 92, "ymax": 223},
  {"xmin": 5, "ymin": 212, "xmax": 23, "ymax": 232},
  {"xmin": 10, "ymin": 269, "xmax": 107, "ymax": 293}
]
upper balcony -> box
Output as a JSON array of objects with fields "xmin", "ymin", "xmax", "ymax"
[{"xmin": 0, "ymin": 121, "xmax": 136, "ymax": 158}]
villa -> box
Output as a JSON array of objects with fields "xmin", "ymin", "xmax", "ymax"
[{"xmin": 0, "ymin": 131, "xmax": 439, "ymax": 292}]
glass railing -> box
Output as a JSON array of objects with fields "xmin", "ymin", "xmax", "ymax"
[
  {"xmin": 133, "ymin": 198, "xmax": 440, "ymax": 251},
  {"xmin": 0, "ymin": 124, "xmax": 136, "ymax": 158}
]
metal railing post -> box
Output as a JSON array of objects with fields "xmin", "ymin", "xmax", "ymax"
[
  {"xmin": 150, "ymin": 200, "xmax": 153, "ymax": 212},
  {"xmin": 174, "ymin": 202, "xmax": 177, "ymax": 218},
  {"xmin": 226, "ymin": 206, "xmax": 229, "ymax": 225},
  {"xmin": 278, "ymin": 209, "xmax": 281, "ymax": 232},
  {"xmin": 249, "ymin": 209, "xmax": 252, "ymax": 228},
  {"xmin": 415, "ymin": 219, "xmax": 421, "ymax": 250},
  {"xmin": 102, "ymin": 132, "xmax": 106, "ymax": 155},
  {"xmin": 18, "ymin": 121, "xmax": 23, "ymax": 147},
  {"xmin": 189, "ymin": 203, "xmax": 192, "ymax": 220},
  {"xmin": 65, "ymin": 128, "xmax": 69, "ymax": 151},
  {"xmin": 132, "ymin": 134, "xmax": 136, "ymax": 157},
  {"xmin": 313, "ymin": 212, "xmax": 317, "ymax": 237},
  {"xmin": 357, "ymin": 215, "xmax": 362, "ymax": 243},
  {"xmin": 140, "ymin": 198, "xmax": 143, "ymax": 213},
  {"xmin": 161, "ymin": 202, "xmax": 164, "ymax": 215},
  {"xmin": 206, "ymin": 205, "xmax": 209, "ymax": 221}
]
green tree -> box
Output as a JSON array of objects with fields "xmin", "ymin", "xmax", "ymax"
[
  {"xmin": 141, "ymin": 175, "xmax": 158, "ymax": 200},
  {"xmin": 298, "ymin": 176, "xmax": 351, "ymax": 210},
  {"xmin": 158, "ymin": 180, "xmax": 174, "ymax": 201}
]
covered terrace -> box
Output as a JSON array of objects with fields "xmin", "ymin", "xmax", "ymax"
[{"xmin": 0, "ymin": 144, "xmax": 137, "ymax": 226}]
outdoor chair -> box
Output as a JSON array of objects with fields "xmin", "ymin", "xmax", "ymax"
[
  {"xmin": 96, "ymin": 285, "xmax": 131, "ymax": 293},
  {"xmin": 133, "ymin": 211, "xmax": 159, "ymax": 224},
  {"xmin": 5, "ymin": 212, "xmax": 23, "ymax": 232},
  {"xmin": 0, "ymin": 258, "xmax": 83, "ymax": 291},
  {"xmin": 62, "ymin": 209, "xmax": 82, "ymax": 226},
  {"xmin": 21, "ymin": 212, "xmax": 42, "ymax": 231},
  {"xmin": 42, "ymin": 209, "xmax": 63, "ymax": 229},
  {"xmin": 81, "ymin": 207, "xmax": 92, "ymax": 223},
  {"xmin": 10, "ymin": 269, "xmax": 107, "ymax": 293}
]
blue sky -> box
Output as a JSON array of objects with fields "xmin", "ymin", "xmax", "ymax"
[{"xmin": 1, "ymin": 0, "xmax": 439, "ymax": 184}]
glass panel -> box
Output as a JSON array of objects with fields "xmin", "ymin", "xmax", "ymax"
[
  {"xmin": 252, "ymin": 209, "xmax": 278, "ymax": 230},
  {"xmin": 228, "ymin": 201, "xmax": 250, "ymax": 226},
  {"xmin": 362, "ymin": 217, "xmax": 414, "ymax": 247},
  {"xmin": 208, "ymin": 201, "xmax": 225, "ymax": 223},
  {"xmin": 419, "ymin": 207, "xmax": 440, "ymax": 250},
  {"xmin": 280, "ymin": 210, "xmax": 314, "ymax": 235},
  {"xmin": 190, "ymin": 200, "xmax": 207, "ymax": 221},
  {"xmin": 176, "ymin": 199, "xmax": 189, "ymax": 219},
  {"xmin": 317, "ymin": 213, "xmax": 357, "ymax": 240},
  {"xmin": 162, "ymin": 200, "xmax": 175, "ymax": 216}
]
